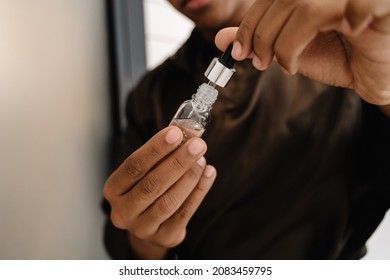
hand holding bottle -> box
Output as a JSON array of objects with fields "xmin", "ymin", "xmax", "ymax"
[{"xmin": 103, "ymin": 126, "xmax": 216, "ymax": 259}]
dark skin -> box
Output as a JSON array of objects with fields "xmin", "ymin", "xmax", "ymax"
[
  {"xmin": 104, "ymin": 127, "xmax": 216, "ymax": 259},
  {"xmin": 103, "ymin": 0, "xmax": 256, "ymax": 260},
  {"xmin": 215, "ymin": 0, "xmax": 390, "ymax": 116},
  {"xmin": 104, "ymin": 0, "xmax": 390, "ymax": 261}
]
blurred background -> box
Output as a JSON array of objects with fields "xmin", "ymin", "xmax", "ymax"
[{"xmin": 0, "ymin": 0, "xmax": 388, "ymax": 259}]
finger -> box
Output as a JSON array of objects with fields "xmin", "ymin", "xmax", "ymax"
[
  {"xmin": 273, "ymin": 1, "xmax": 344, "ymax": 74},
  {"xmin": 158, "ymin": 164, "xmax": 216, "ymax": 241},
  {"xmin": 133, "ymin": 158, "xmax": 207, "ymax": 238},
  {"xmin": 343, "ymin": 0, "xmax": 390, "ymax": 35},
  {"xmin": 125, "ymin": 137, "xmax": 207, "ymax": 214},
  {"xmin": 251, "ymin": 0, "xmax": 298, "ymax": 70},
  {"xmin": 215, "ymin": 28, "xmax": 256, "ymax": 59},
  {"xmin": 233, "ymin": 0, "xmax": 274, "ymax": 61},
  {"xmin": 215, "ymin": 27, "xmax": 238, "ymax": 52},
  {"xmin": 104, "ymin": 126, "xmax": 183, "ymax": 196}
]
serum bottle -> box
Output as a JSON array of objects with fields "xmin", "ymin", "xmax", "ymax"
[{"xmin": 170, "ymin": 44, "xmax": 236, "ymax": 141}]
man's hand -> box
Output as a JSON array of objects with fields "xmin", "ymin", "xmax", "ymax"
[
  {"xmin": 215, "ymin": 0, "xmax": 390, "ymax": 107},
  {"xmin": 103, "ymin": 126, "xmax": 216, "ymax": 259}
]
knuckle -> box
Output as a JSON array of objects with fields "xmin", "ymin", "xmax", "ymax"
[
  {"xmin": 132, "ymin": 225, "xmax": 152, "ymax": 240},
  {"xmin": 153, "ymin": 237, "xmax": 170, "ymax": 248},
  {"xmin": 253, "ymin": 31, "xmax": 266, "ymax": 48},
  {"xmin": 138, "ymin": 174, "xmax": 160, "ymax": 198},
  {"xmin": 110, "ymin": 211, "xmax": 126, "ymax": 230},
  {"xmin": 158, "ymin": 193, "xmax": 178, "ymax": 214},
  {"xmin": 150, "ymin": 143, "xmax": 163, "ymax": 160},
  {"xmin": 237, "ymin": 19, "xmax": 253, "ymax": 42},
  {"xmin": 239, "ymin": 20, "xmax": 253, "ymax": 35},
  {"xmin": 186, "ymin": 166, "xmax": 201, "ymax": 181},
  {"xmin": 177, "ymin": 202, "xmax": 193, "ymax": 220},
  {"xmin": 166, "ymin": 230, "xmax": 186, "ymax": 248},
  {"xmin": 252, "ymin": 30, "xmax": 273, "ymax": 65},
  {"xmin": 170, "ymin": 156, "xmax": 185, "ymax": 172},
  {"xmin": 125, "ymin": 156, "xmax": 144, "ymax": 179},
  {"xmin": 102, "ymin": 182, "xmax": 113, "ymax": 201}
]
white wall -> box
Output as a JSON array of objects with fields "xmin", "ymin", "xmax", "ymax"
[
  {"xmin": 365, "ymin": 212, "xmax": 390, "ymax": 259},
  {"xmin": 143, "ymin": 0, "xmax": 390, "ymax": 260},
  {"xmin": 0, "ymin": 0, "xmax": 109, "ymax": 259},
  {"xmin": 143, "ymin": 0, "xmax": 194, "ymax": 69}
]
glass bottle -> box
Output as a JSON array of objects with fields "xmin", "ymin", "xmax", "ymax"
[
  {"xmin": 170, "ymin": 44, "xmax": 236, "ymax": 141},
  {"xmin": 170, "ymin": 82, "xmax": 218, "ymax": 141}
]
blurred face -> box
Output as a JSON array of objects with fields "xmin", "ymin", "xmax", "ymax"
[{"xmin": 167, "ymin": 0, "xmax": 255, "ymax": 32}]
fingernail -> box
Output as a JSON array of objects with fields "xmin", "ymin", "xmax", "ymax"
[
  {"xmin": 339, "ymin": 18, "xmax": 352, "ymax": 34},
  {"xmin": 252, "ymin": 55, "xmax": 262, "ymax": 70},
  {"xmin": 165, "ymin": 127, "xmax": 182, "ymax": 144},
  {"xmin": 196, "ymin": 156, "xmax": 206, "ymax": 167},
  {"xmin": 232, "ymin": 41, "xmax": 242, "ymax": 58},
  {"xmin": 188, "ymin": 139, "xmax": 205, "ymax": 156},
  {"xmin": 204, "ymin": 165, "xmax": 215, "ymax": 178}
]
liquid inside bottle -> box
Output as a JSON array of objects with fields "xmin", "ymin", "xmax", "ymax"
[
  {"xmin": 170, "ymin": 83, "xmax": 218, "ymax": 142},
  {"xmin": 169, "ymin": 44, "xmax": 235, "ymax": 142},
  {"xmin": 170, "ymin": 118, "xmax": 205, "ymax": 141}
]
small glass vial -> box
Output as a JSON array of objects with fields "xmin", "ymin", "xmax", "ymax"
[
  {"xmin": 170, "ymin": 83, "xmax": 218, "ymax": 141},
  {"xmin": 170, "ymin": 43, "xmax": 236, "ymax": 141}
]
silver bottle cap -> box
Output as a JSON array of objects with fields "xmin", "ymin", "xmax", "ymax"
[{"xmin": 204, "ymin": 58, "xmax": 236, "ymax": 88}]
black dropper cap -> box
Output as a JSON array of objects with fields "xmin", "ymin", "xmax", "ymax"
[{"xmin": 218, "ymin": 43, "xmax": 235, "ymax": 69}]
